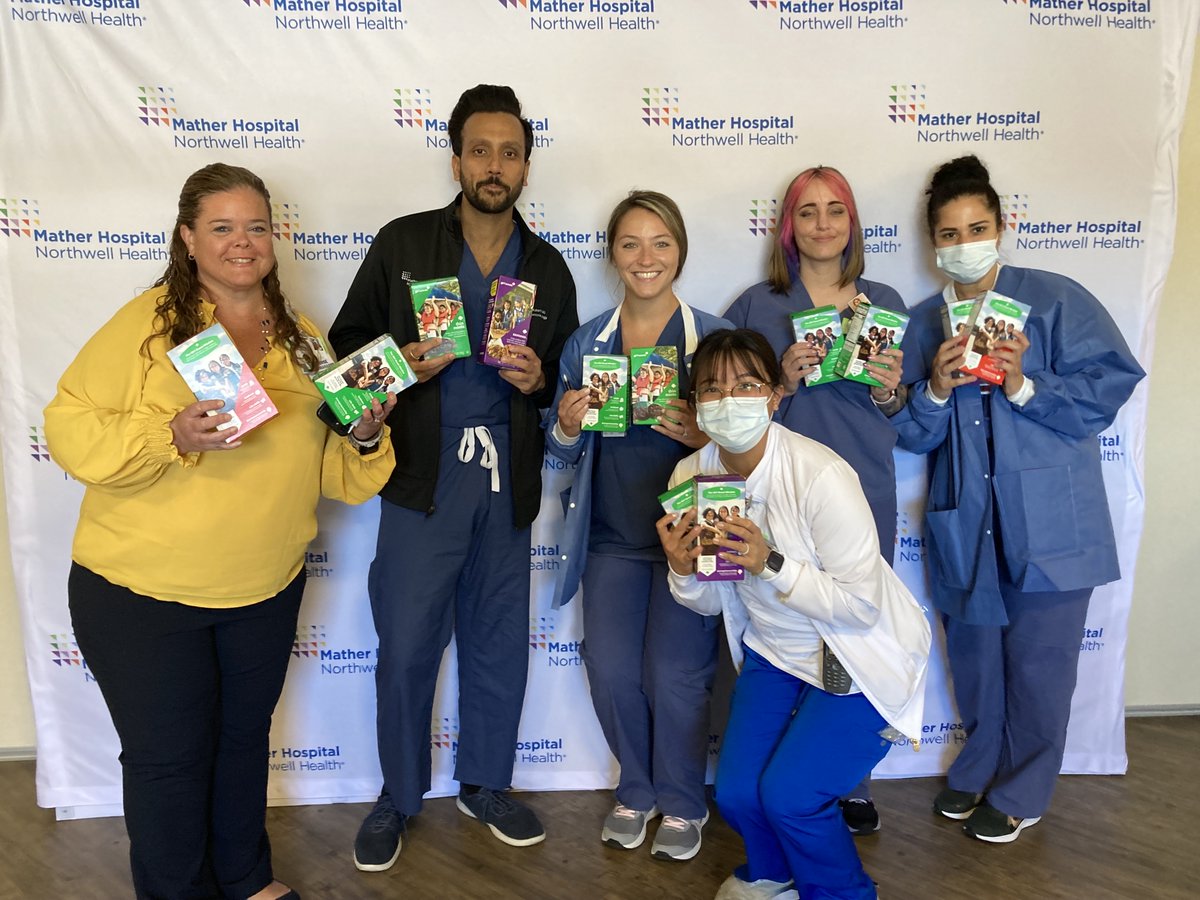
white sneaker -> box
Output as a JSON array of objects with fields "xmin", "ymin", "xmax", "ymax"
[
  {"xmin": 714, "ymin": 873, "xmax": 799, "ymax": 899},
  {"xmin": 650, "ymin": 810, "xmax": 709, "ymax": 861},
  {"xmin": 601, "ymin": 802, "xmax": 660, "ymax": 849}
]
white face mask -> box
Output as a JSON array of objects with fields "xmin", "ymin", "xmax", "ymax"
[
  {"xmin": 935, "ymin": 238, "xmax": 1000, "ymax": 284},
  {"xmin": 697, "ymin": 396, "xmax": 772, "ymax": 454}
]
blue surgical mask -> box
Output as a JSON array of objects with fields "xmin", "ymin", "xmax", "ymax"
[
  {"xmin": 935, "ymin": 239, "xmax": 1000, "ymax": 284},
  {"xmin": 697, "ymin": 397, "xmax": 771, "ymax": 454}
]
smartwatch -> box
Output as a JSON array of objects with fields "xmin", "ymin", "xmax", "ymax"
[{"xmin": 764, "ymin": 548, "xmax": 785, "ymax": 575}]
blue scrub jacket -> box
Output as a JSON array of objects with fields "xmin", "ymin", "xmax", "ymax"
[
  {"xmin": 544, "ymin": 301, "xmax": 733, "ymax": 609},
  {"xmin": 893, "ymin": 266, "xmax": 1145, "ymax": 626}
]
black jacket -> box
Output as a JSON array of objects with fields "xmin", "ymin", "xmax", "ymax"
[{"xmin": 329, "ymin": 196, "xmax": 579, "ymax": 528}]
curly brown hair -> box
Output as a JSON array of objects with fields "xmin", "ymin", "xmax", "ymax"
[{"xmin": 145, "ymin": 163, "xmax": 318, "ymax": 372}]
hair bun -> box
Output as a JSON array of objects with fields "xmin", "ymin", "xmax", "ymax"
[{"xmin": 930, "ymin": 154, "xmax": 991, "ymax": 191}]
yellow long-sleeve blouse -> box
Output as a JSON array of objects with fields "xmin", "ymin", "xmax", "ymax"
[{"xmin": 44, "ymin": 287, "xmax": 395, "ymax": 608}]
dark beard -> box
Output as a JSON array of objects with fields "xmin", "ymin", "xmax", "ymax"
[{"xmin": 462, "ymin": 176, "xmax": 523, "ymax": 215}]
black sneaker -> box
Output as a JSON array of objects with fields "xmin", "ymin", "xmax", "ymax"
[
  {"xmin": 839, "ymin": 798, "xmax": 881, "ymax": 836},
  {"xmin": 354, "ymin": 793, "xmax": 406, "ymax": 872},
  {"xmin": 963, "ymin": 803, "xmax": 1041, "ymax": 844},
  {"xmin": 456, "ymin": 787, "xmax": 546, "ymax": 847},
  {"xmin": 932, "ymin": 787, "xmax": 983, "ymax": 821}
]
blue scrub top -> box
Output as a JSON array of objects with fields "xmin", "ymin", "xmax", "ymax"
[
  {"xmin": 590, "ymin": 308, "xmax": 689, "ymax": 560},
  {"xmin": 439, "ymin": 227, "xmax": 522, "ymax": 427},
  {"xmin": 725, "ymin": 277, "xmax": 914, "ymax": 545}
]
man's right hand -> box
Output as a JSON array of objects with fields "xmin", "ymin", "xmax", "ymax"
[{"xmin": 402, "ymin": 337, "xmax": 457, "ymax": 383}]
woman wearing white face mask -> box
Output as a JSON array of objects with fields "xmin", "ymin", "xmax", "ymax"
[
  {"xmin": 893, "ymin": 155, "xmax": 1144, "ymax": 844},
  {"xmin": 657, "ymin": 328, "xmax": 930, "ymax": 900}
]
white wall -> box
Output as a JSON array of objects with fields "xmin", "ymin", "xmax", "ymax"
[{"xmin": 1125, "ymin": 45, "xmax": 1200, "ymax": 711}]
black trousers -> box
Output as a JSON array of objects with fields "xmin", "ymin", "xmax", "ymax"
[{"xmin": 69, "ymin": 564, "xmax": 304, "ymax": 900}]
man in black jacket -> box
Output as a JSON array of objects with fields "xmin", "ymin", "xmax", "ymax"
[{"xmin": 330, "ymin": 84, "xmax": 578, "ymax": 873}]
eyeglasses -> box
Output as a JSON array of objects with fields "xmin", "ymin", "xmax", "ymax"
[{"xmin": 695, "ymin": 382, "xmax": 768, "ymax": 402}]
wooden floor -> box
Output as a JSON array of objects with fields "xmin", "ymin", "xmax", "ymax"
[{"xmin": 1, "ymin": 716, "xmax": 1196, "ymax": 899}]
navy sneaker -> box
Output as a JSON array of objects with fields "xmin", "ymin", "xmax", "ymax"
[
  {"xmin": 353, "ymin": 793, "xmax": 406, "ymax": 872},
  {"xmin": 456, "ymin": 787, "xmax": 545, "ymax": 846}
]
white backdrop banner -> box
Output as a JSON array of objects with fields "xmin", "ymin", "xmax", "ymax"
[{"xmin": 0, "ymin": 1, "xmax": 1195, "ymax": 817}]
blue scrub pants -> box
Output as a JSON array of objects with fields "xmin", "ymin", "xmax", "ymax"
[
  {"xmin": 580, "ymin": 554, "xmax": 718, "ymax": 819},
  {"xmin": 716, "ymin": 646, "xmax": 887, "ymax": 900},
  {"xmin": 369, "ymin": 425, "xmax": 532, "ymax": 815},
  {"xmin": 68, "ymin": 563, "xmax": 304, "ymax": 900},
  {"xmin": 944, "ymin": 581, "xmax": 1092, "ymax": 820}
]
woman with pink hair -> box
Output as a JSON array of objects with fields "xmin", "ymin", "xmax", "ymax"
[{"xmin": 724, "ymin": 165, "xmax": 914, "ymax": 841}]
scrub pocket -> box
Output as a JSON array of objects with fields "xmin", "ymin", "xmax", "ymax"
[
  {"xmin": 924, "ymin": 508, "xmax": 975, "ymax": 590},
  {"xmin": 992, "ymin": 465, "xmax": 1079, "ymax": 561}
]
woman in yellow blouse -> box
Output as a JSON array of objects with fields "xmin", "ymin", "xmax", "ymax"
[{"xmin": 44, "ymin": 164, "xmax": 395, "ymax": 900}]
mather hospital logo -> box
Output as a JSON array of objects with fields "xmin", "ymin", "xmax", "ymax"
[
  {"xmin": 515, "ymin": 202, "xmax": 605, "ymax": 261},
  {"xmin": 29, "ymin": 425, "xmax": 50, "ymax": 462},
  {"xmin": 887, "ymin": 83, "xmax": 925, "ymax": 124},
  {"xmin": 1000, "ymin": 193, "xmax": 1030, "ymax": 231},
  {"xmin": 639, "ymin": 87, "xmax": 796, "ymax": 147},
  {"xmin": 432, "ymin": 716, "xmax": 459, "ymax": 750},
  {"xmin": 519, "ymin": 202, "xmax": 546, "ymax": 233},
  {"xmin": 642, "ymin": 87, "xmax": 680, "ymax": 126},
  {"xmin": 49, "ymin": 632, "xmax": 94, "ymax": 682},
  {"xmin": 138, "ymin": 86, "xmax": 177, "ymax": 126},
  {"xmin": 272, "ymin": 202, "xmax": 299, "ymax": 241},
  {"xmin": 293, "ymin": 625, "xmax": 327, "ymax": 659},
  {"xmin": 886, "ymin": 82, "xmax": 1044, "ymax": 143},
  {"xmin": 394, "ymin": 89, "xmax": 433, "ymax": 128},
  {"xmin": 50, "ymin": 633, "xmax": 84, "ymax": 667},
  {"xmin": 749, "ymin": 199, "xmax": 777, "ymax": 237},
  {"xmin": 996, "ymin": 193, "xmax": 1144, "ymax": 252},
  {"xmin": 1, "ymin": 198, "xmax": 40, "ymax": 238},
  {"xmin": 530, "ymin": 616, "xmax": 555, "ymax": 650},
  {"xmin": 136, "ymin": 84, "xmax": 305, "ymax": 150}
]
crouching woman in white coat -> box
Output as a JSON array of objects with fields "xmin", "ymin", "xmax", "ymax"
[{"xmin": 656, "ymin": 328, "xmax": 930, "ymax": 900}]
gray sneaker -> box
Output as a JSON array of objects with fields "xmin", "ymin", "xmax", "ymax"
[
  {"xmin": 650, "ymin": 810, "xmax": 709, "ymax": 861},
  {"xmin": 714, "ymin": 874, "xmax": 799, "ymax": 899},
  {"xmin": 601, "ymin": 803, "xmax": 660, "ymax": 849}
]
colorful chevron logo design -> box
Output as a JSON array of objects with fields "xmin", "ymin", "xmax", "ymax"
[
  {"xmin": 49, "ymin": 633, "xmax": 84, "ymax": 667},
  {"xmin": 999, "ymin": 193, "xmax": 1030, "ymax": 230},
  {"xmin": 529, "ymin": 615, "xmax": 555, "ymax": 650},
  {"xmin": 497, "ymin": 0, "xmax": 528, "ymax": 7},
  {"xmin": 518, "ymin": 201, "xmax": 545, "ymax": 233},
  {"xmin": 749, "ymin": 199, "xmax": 777, "ymax": 237},
  {"xmin": 243, "ymin": 0, "xmax": 275, "ymax": 6},
  {"xmin": 431, "ymin": 716, "xmax": 459, "ymax": 749},
  {"xmin": 393, "ymin": 88, "xmax": 432, "ymax": 128},
  {"xmin": 748, "ymin": 1, "xmax": 781, "ymax": 8},
  {"xmin": 1, "ymin": 198, "xmax": 39, "ymax": 238},
  {"xmin": 272, "ymin": 202, "xmax": 299, "ymax": 241},
  {"xmin": 888, "ymin": 83, "xmax": 925, "ymax": 124},
  {"xmin": 138, "ymin": 85, "xmax": 176, "ymax": 126},
  {"xmin": 292, "ymin": 625, "xmax": 327, "ymax": 658},
  {"xmin": 641, "ymin": 87, "xmax": 679, "ymax": 127},
  {"xmin": 28, "ymin": 425, "xmax": 50, "ymax": 462}
]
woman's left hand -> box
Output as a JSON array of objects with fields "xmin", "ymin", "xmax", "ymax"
[
  {"xmin": 351, "ymin": 392, "xmax": 398, "ymax": 442},
  {"xmin": 653, "ymin": 398, "xmax": 709, "ymax": 448},
  {"xmin": 718, "ymin": 514, "xmax": 771, "ymax": 576},
  {"xmin": 991, "ymin": 331, "xmax": 1030, "ymax": 398},
  {"xmin": 866, "ymin": 347, "xmax": 904, "ymax": 401},
  {"xmin": 656, "ymin": 508, "xmax": 702, "ymax": 576}
]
